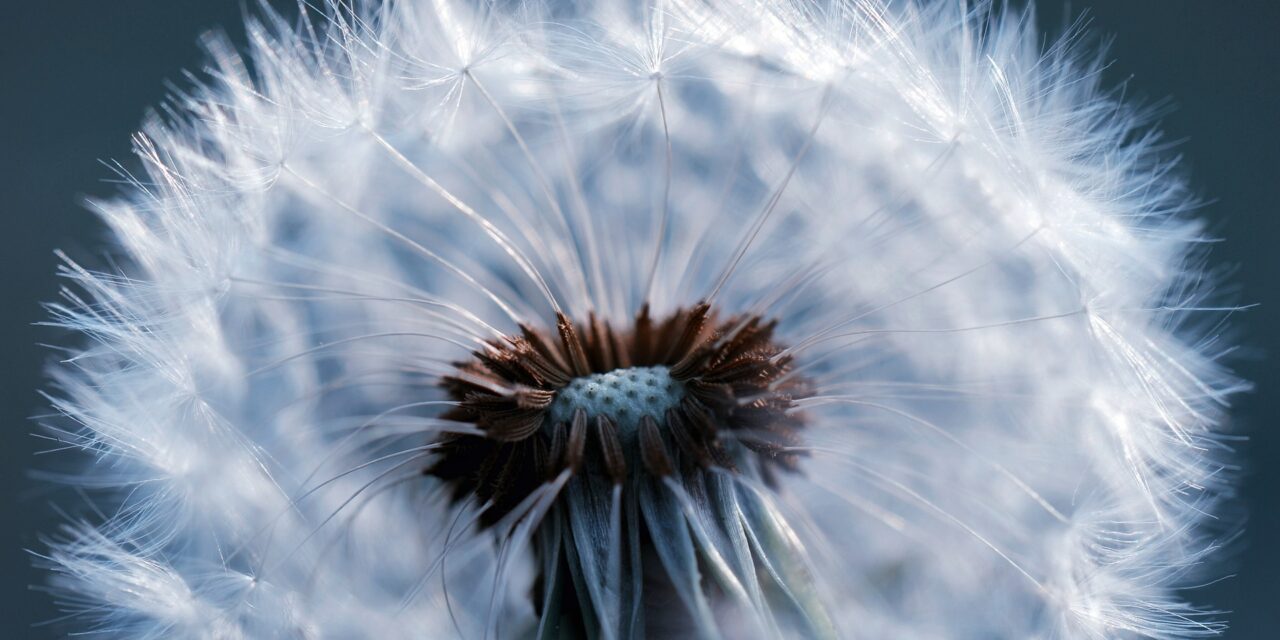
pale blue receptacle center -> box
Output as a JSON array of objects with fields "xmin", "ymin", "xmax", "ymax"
[{"xmin": 547, "ymin": 366, "xmax": 686, "ymax": 433}]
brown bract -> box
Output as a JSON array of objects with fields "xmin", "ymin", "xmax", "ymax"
[{"xmin": 427, "ymin": 303, "xmax": 808, "ymax": 527}]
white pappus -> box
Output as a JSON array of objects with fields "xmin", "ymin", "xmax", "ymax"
[{"xmin": 38, "ymin": 0, "xmax": 1245, "ymax": 638}]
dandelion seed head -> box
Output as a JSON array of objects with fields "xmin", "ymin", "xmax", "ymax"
[{"xmin": 36, "ymin": 0, "xmax": 1244, "ymax": 637}]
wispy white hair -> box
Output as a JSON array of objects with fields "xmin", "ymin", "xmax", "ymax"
[{"xmin": 39, "ymin": 0, "xmax": 1244, "ymax": 637}]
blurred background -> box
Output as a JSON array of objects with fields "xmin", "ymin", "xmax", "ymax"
[{"xmin": 2, "ymin": 2, "xmax": 1276, "ymax": 637}]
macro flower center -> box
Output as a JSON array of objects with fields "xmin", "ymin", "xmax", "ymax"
[
  {"xmin": 423, "ymin": 304, "xmax": 829, "ymax": 636},
  {"xmin": 427, "ymin": 304, "xmax": 808, "ymax": 527},
  {"xmin": 548, "ymin": 366, "xmax": 685, "ymax": 432}
]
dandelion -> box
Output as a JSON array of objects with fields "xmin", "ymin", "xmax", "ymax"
[{"xmin": 38, "ymin": 0, "xmax": 1244, "ymax": 638}]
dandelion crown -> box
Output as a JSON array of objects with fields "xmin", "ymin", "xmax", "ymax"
[
  {"xmin": 431, "ymin": 305, "xmax": 825, "ymax": 635},
  {"xmin": 38, "ymin": 0, "xmax": 1242, "ymax": 638}
]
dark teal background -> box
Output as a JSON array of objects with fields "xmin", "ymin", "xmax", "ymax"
[{"xmin": 3, "ymin": 2, "xmax": 1276, "ymax": 636}]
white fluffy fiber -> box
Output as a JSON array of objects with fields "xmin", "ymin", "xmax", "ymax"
[{"xmin": 41, "ymin": 0, "xmax": 1243, "ymax": 637}]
